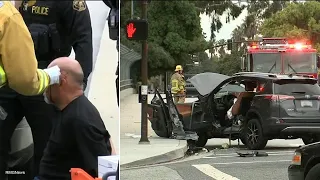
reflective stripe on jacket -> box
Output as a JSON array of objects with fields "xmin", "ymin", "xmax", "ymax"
[{"xmin": 171, "ymin": 72, "xmax": 185, "ymax": 94}]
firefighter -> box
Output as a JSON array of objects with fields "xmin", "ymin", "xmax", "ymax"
[
  {"xmin": 0, "ymin": 1, "xmax": 93, "ymax": 180},
  {"xmin": 0, "ymin": 2, "xmax": 62, "ymax": 180},
  {"xmin": 171, "ymin": 65, "xmax": 186, "ymax": 103},
  {"xmin": 0, "ymin": 1, "xmax": 61, "ymax": 95}
]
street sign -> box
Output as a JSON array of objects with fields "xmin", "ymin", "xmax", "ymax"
[{"xmin": 126, "ymin": 19, "xmax": 148, "ymax": 41}]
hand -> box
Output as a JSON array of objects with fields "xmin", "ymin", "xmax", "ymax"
[
  {"xmin": 126, "ymin": 23, "xmax": 136, "ymax": 38},
  {"xmin": 43, "ymin": 65, "xmax": 61, "ymax": 85}
]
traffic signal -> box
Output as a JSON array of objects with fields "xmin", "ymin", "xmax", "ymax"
[
  {"xmin": 126, "ymin": 19, "xmax": 148, "ymax": 41},
  {"xmin": 227, "ymin": 39, "xmax": 232, "ymax": 50}
]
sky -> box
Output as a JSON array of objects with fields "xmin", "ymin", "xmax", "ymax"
[{"xmin": 200, "ymin": 9, "xmax": 248, "ymax": 41}]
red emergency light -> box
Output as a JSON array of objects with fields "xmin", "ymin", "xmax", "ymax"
[
  {"xmin": 248, "ymin": 41, "xmax": 312, "ymax": 50},
  {"xmin": 288, "ymin": 43, "xmax": 311, "ymax": 50}
]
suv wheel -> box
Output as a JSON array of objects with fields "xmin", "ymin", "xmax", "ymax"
[
  {"xmin": 305, "ymin": 163, "xmax": 320, "ymax": 180},
  {"xmin": 245, "ymin": 119, "xmax": 268, "ymax": 150},
  {"xmin": 302, "ymin": 135, "xmax": 320, "ymax": 145}
]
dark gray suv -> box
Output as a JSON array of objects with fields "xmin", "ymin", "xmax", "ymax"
[{"xmin": 235, "ymin": 73, "xmax": 320, "ymax": 149}]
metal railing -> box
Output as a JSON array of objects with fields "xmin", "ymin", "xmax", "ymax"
[{"xmin": 120, "ymin": 79, "xmax": 134, "ymax": 91}]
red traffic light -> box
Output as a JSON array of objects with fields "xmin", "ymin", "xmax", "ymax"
[
  {"xmin": 127, "ymin": 23, "xmax": 136, "ymax": 38},
  {"xmin": 126, "ymin": 19, "xmax": 148, "ymax": 40}
]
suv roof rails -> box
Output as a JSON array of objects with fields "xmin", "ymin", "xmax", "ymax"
[{"xmin": 233, "ymin": 72, "xmax": 277, "ymax": 78}]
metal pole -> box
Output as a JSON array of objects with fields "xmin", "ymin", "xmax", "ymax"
[
  {"xmin": 131, "ymin": 0, "xmax": 134, "ymax": 18},
  {"xmin": 164, "ymin": 72, "xmax": 167, "ymax": 93},
  {"xmin": 139, "ymin": 0, "xmax": 150, "ymax": 144}
]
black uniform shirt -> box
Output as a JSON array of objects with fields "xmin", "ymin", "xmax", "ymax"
[
  {"xmin": 57, "ymin": 1, "xmax": 93, "ymax": 86},
  {"xmin": 39, "ymin": 95, "xmax": 111, "ymax": 180},
  {"xmin": 20, "ymin": 0, "xmax": 93, "ymax": 86}
]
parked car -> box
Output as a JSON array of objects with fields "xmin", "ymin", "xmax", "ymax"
[
  {"xmin": 288, "ymin": 142, "xmax": 320, "ymax": 180},
  {"xmin": 148, "ymin": 72, "xmax": 320, "ymax": 150}
]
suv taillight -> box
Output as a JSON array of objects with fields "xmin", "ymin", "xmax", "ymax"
[{"xmin": 264, "ymin": 95, "xmax": 295, "ymax": 101}]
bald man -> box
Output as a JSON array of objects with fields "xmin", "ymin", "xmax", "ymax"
[{"xmin": 38, "ymin": 57, "xmax": 115, "ymax": 180}]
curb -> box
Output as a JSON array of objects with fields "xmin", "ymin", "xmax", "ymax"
[{"xmin": 120, "ymin": 140, "xmax": 188, "ymax": 168}]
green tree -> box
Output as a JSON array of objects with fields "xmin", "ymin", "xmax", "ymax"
[
  {"xmin": 214, "ymin": 52, "xmax": 242, "ymax": 75},
  {"xmin": 120, "ymin": 1, "xmax": 208, "ymax": 76},
  {"xmin": 193, "ymin": 1, "xmax": 246, "ymax": 41},
  {"xmin": 259, "ymin": 1, "xmax": 320, "ymax": 51}
]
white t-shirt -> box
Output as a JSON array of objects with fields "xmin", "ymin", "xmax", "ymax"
[{"xmin": 227, "ymin": 98, "xmax": 238, "ymax": 120}]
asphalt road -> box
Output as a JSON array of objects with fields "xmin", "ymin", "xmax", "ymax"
[{"xmin": 121, "ymin": 138, "xmax": 304, "ymax": 180}]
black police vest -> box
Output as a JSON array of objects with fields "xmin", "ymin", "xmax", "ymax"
[{"xmin": 19, "ymin": 1, "xmax": 62, "ymax": 65}]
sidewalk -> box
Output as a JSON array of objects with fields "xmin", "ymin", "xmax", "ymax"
[{"xmin": 120, "ymin": 94, "xmax": 188, "ymax": 168}]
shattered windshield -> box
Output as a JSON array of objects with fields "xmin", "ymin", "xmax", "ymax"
[
  {"xmin": 283, "ymin": 52, "xmax": 316, "ymax": 73},
  {"xmin": 252, "ymin": 53, "xmax": 281, "ymax": 73}
]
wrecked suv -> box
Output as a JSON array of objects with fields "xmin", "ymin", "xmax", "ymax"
[{"xmin": 148, "ymin": 72, "xmax": 320, "ymax": 150}]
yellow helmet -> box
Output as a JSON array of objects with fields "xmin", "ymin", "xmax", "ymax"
[{"xmin": 175, "ymin": 65, "xmax": 183, "ymax": 71}]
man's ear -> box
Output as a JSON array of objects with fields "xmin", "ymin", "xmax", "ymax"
[{"xmin": 59, "ymin": 75, "xmax": 67, "ymax": 86}]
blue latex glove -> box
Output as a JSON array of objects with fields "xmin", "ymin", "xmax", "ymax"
[{"xmin": 43, "ymin": 65, "xmax": 60, "ymax": 85}]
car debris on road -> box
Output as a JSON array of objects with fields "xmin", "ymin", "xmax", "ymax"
[{"xmin": 237, "ymin": 151, "xmax": 269, "ymax": 157}]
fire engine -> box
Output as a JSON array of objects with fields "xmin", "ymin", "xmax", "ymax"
[{"xmin": 240, "ymin": 38, "xmax": 320, "ymax": 79}]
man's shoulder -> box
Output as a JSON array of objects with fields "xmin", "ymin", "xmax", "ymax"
[
  {"xmin": 0, "ymin": 2, "xmax": 19, "ymax": 21},
  {"xmin": 171, "ymin": 73, "xmax": 179, "ymax": 78},
  {"xmin": 67, "ymin": 96, "xmax": 104, "ymax": 126}
]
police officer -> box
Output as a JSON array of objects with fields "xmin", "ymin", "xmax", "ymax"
[
  {"xmin": 0, "ymin": 1, "xmax": 60, "ymax": 95},
  {"xmin": 103, "ymin": 0, "xmax": 119, "ymax": 105},
  {"xmin": 0, "ymin": 1, "xmax": 93, "ymax": 180},
  {"xmin": 171, "ymin": 65, "xmax": 186, "ymax": 103}
]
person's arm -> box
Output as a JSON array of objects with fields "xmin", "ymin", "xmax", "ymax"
[
  {"xmin": 73, "ymin": 120, "xmax": 112, "ymax": 177},
  {"xmin": 58, "ymin": 1, "xmax": 93, "ymax": 88},
  {"xmin": 0, "ymin": 7, "xmax": 55, "ymax": 96},
  {"xmin": 102, "ymin": 0, "xmax": 116, "ymax": 8},
  {"xmin": 109, "ymin": 138, "xmax": 117, "ymax": 155},
  {"xmin": 227, "ymin": 98, "xmax": 237, "ymax": 119},
  {"xmin": 171, "ymin": 75, "xmax": 180, "ymax": 93},
  {"xmin": 178, "ymin": 75, "xmax": 186, "ymax": 93}
]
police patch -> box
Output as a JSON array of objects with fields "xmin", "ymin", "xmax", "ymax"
[{"xmin": 73, "ymin": 0, "xmax": 86, "ymax": 12}]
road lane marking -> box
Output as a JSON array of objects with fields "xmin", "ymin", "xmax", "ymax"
[
  {"xmin": 192, "ymin": 164, "xmax": 240, "ymax": 180},
  {"xmin": 211, "ymin": 159, "xmax": 291, "ymax": 165},
  {"xmin": 202, "ymin": 152, "xmax": 293, "ymax": 159}
]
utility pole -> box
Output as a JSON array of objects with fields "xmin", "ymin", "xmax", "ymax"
[
  {"xmin": 131, "ymin": 0, "xmax": 134, "ymax": 18},
  {"xmin": 139, "ymin": 0, "xmax": 150, "ymax": 144}
]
